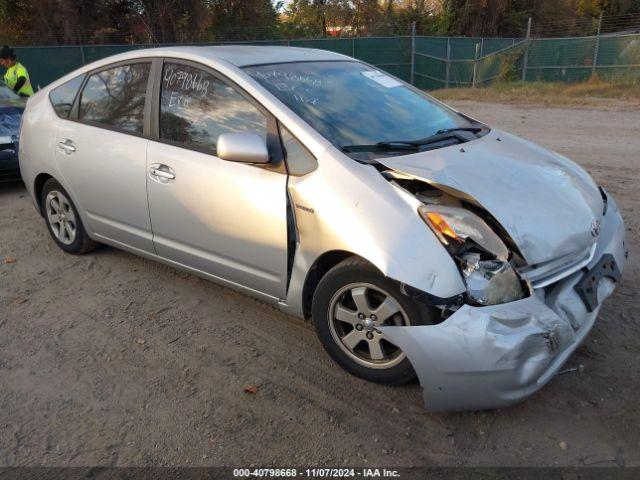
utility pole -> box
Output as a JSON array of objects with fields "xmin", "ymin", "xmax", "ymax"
[
  {"xmin": 592, "ymin": 13, "xmax": 603, "ymax": 76},
  {"xmin": 410, "ymin": 21, "xmax": 416, "ymax": 85},
  {"xmin": 445, "ymin": 38, "xmax": 451, "ymax": 88},
  {"xmin": 79, "ymin": 45, "xmax": 86, "ymax": 66},
  {"xmin": 521, "ymin": 17, "xmax": 532, "ymax": 82},
  {"xmin": 472, "ymin": 42, "xmax": 480, "ymax": 87}
]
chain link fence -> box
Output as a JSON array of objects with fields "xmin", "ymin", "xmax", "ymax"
[
  {"xmin": 11, "ymin": 16, "xmax": 640, "ymax": 91},
  {"xmin": 412, "ymin": 14, "xmax": 640, "ymax": 89}
]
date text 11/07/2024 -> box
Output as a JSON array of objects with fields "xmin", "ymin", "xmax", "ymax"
[{"xmin": 233, "ymin": 468, "xmax": 401, "ymax": 478}]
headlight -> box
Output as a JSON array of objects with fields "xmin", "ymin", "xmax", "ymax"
[
  {"xmin": 418, "ymin": 204, "xmax": 526, "ymax": 305},
  {"xmin": 460, "ymin": 252, "xmax": 525, "ymax": 305},
  {"xmin": 418, "ymin": 205, "xmax": 508, "ymax": 259}
]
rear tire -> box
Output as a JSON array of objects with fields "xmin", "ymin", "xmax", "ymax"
[
  {"xmin": 312, "ymin": 256, "xmax": 437, "ymax": 385},
  {"xmin": 41, "ymin": 178, "xmax": 98, "ymax": 255}
]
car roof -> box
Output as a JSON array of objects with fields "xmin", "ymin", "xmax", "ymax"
[
  {"xmin": 44, "ymin": 45, "xmax": 356, "ymax": 95},
  {"xmin": 131, "ymin": 45, "xmax": 352, "ymax": 67}
]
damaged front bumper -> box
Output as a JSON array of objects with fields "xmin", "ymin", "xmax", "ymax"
[{"xmin": 382, "ymin": 195, "xmax": 627, "ymax": 412}]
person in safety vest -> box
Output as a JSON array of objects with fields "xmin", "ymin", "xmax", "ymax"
[{"xmin": 0, "ymin": 46, "xmax": 34, "ymax": 97}]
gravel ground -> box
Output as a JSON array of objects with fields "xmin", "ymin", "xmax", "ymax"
[{"xmin": 1, "ymin": 100, "xmax": 638, "ymax": 467}]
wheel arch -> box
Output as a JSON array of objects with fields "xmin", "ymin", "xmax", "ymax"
[
  {"xmin": 301, "ymin": 250, "xmax": 377, "ymax": 320},
  {"xmin": 33, "ymin": 172, "xmax": 54, "ymax": 215}
]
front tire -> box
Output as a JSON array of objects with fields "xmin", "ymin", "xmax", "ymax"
[
  {"xmin": 41, "ymin": 179, "xmax": 98, "ymax": 255},
  {"xmin": 312, "ymin": 257, "xmax": 437, "ymax": 385}
]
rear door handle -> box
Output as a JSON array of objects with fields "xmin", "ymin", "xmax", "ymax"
[
  {"xmin": 57, "ymin": 139, "xmax": 76, "ymax": 154},
  {"xmin": 149, "ymin": 163, "xmax": 176, "ymax": 183}
]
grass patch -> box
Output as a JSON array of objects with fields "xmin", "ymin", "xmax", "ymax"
[{"xmin": 430, "ymin": 78, "xmax": 640, "ymax": 107}]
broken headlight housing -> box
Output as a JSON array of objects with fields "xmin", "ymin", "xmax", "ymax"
[{"xmin": 418, "ymin": 205, "xmax": 527, "ymax": 306}]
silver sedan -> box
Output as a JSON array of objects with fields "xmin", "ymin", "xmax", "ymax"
[{"xmin": 19, "ymin": 46, "xmax": 626, "ymax": 411}]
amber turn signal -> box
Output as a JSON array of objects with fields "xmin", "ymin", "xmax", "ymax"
[{"xmin": 426, "ymin": 212, "xmax": 459, "ymax": 240}]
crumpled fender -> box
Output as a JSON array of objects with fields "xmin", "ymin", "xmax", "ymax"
[{"xmin": 282, "ymin": 146, "xmax": 466, "ymax": 318}]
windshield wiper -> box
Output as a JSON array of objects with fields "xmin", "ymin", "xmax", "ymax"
[
  {"xmin": 436, "ymin": 126, "xmax": 484, "ymax": 135},
  {"xmin": 342, "ymin": 142, "xmax": 420, "ymax": 153},
  {"xmin": 342, "ymin": 126, "xmax": 485, "ymax": 154}
]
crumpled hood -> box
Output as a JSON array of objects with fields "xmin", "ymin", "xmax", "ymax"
[{"xmin": 379, "ymin": 128, "xmax": 603, "ymax": 265}]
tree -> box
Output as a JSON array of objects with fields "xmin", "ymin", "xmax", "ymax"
[
  {"xmin": 131, "ymin": 0, "xmax": 210, "ymax": 43},
  {"xmin": 1, "ymin": 0, "xmax": 640, "ymax": 46},
  {"xmin": 435, "ymin": 0, "xmax": 636, "ymax": 37},
  {"xmin": 208, "ymin": 0, "xmax": 280, "ymax": 40},
  {"xmin": 1, "ymin": 0, "xmax": 135, "ymax": 45},
  {"xmin": 440, "ymin": 0, "xmax": 528, "ymax": 37},
  {"xmin": 352, "ymin": 0, "xmax": 385, "ymax": 34},
  {"xmin": 283, "ymin": 0, "xmax": 344, "ymax": 37}
]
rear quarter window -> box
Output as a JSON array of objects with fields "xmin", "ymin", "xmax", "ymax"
[{"xmin": 49, "ymin": 75, "xmax": 85, "ymax": 118}]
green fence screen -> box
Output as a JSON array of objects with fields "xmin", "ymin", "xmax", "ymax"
[{"xmin": 10, "ymin": 33, "xmax": 640, "ymax": 91}]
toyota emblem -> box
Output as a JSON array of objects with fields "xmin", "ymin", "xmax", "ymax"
[{"xmin": 590, "ymin": 219, "xmax": 601, "ymax": 238}]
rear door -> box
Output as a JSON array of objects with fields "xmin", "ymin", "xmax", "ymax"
[
  {"xmin": 146, "ymin": 60, "xmax": 289, "ymax": 298},
  {"xmin": 54, "ymin": 61, "xmax": 155, "ymax": 253}
]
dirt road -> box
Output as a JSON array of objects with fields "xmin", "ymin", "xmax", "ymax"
[{"xmin": 1, "ymin": 101, "xmax": 638, "ymax": 467}]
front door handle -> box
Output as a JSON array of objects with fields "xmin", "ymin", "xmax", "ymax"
[
  {"xmin": 151, "ymin": 168, "xmax": 175, "ymax": 180},
  {"xmin": 149, "ymin": 163, "xmax": 176, "ymax": 183},
  {"xmin": 57, "ymin": 138, "xmax": 76, "ymax": 154}
]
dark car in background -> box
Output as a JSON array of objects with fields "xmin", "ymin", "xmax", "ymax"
[{"xmin": 0, "ymin": 80, "xmax": 25, "ymax": 181}]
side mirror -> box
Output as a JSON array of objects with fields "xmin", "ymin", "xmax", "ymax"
[{"xmin": 217, "ymin": 133, "xmax": 269, "ymax": 164}]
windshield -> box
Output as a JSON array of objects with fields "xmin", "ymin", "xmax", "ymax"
[
  {"xmin": 0, "ymin": 107, "xmax": 22, "ymax": 136},
  {"xmin": 0, "ymin": 80, "xmax": 19, "ymax": 100},
  {"xmin": 244, "ymin": 61, "xmax": 475, "ymax": 158}
]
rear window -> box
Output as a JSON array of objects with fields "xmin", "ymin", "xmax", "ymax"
[
  {"xmin": 0, "ymin": 80, "xmax": 19, "ymax": 100},
  {"xmin": 0, "ymin": 107, "xmax": 22, "ymax": 137},
  {"xmin": 49, "ymin": 75, "xmax": 85, "ymax": 118}
]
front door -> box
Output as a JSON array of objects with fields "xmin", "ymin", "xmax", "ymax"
[
  {"xmin": 146, "ymin": 61, "xmax": 289, "ymax": 299},
  {"xmin": 54, "ymin": 61, "xmax": 154, "ymax": 253}
]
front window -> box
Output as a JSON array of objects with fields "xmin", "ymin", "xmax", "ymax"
[
  {"xmin": 159, "ymin": 62, "xmax": 267, "ymax": 154},
  {"xmin": 244, "ymin": 61, "xmax": 477, "ymax": 159}
]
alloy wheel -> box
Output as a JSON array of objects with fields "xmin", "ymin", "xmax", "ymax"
[
  {"xmin": 45, "ymin": 190, "xmax": 77, "ymax": 245},
  {"xmin": 328, "ymin": 283, "xmax": 410, "ymax": 369}
]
